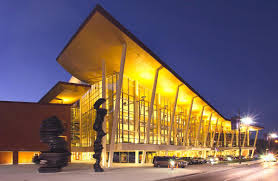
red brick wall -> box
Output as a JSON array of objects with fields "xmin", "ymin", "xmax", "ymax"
[{"xmin": 0, "ymin": 101, "xmax": 71, "ymax": 152}]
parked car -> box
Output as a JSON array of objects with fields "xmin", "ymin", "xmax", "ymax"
[
  {"xmin": 225, "ymin": 155, "xmax": 234, "ymax": 161},
  {"xmin": 191, "ymin": 157, "xmax": 200, "ymax": 164},
  {"xmin": 153, "ymin": 156, "xmax": 176, "ymax": 167},
  {"xmin": 206, "ymin": 156, "xmax": 218, "ymax": 164},
  {"xmin": 196, "ymin": 157, "xmax": 207, "ymax": 164},
  {"xmin": 176, "ymin": 158, "xmax": 189, "ymax": 168},
  {"xmin": 179, "ymin": 157, "xmax": 194, "ymax": 165}
]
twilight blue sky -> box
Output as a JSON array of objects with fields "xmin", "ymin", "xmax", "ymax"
[{"xmin": 0, "ymin": 0, "xmax": 277, "ymax": 131}]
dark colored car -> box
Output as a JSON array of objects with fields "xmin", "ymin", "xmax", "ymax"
[
  {"xmin": 153, "ymin": 156, "xmax": 176, "ymax": 167},
  {"xmin": 196, "ymin": 157, "xmax": 207, "ymax": 164},
  {"xmin": 176, "ymin": 158, "xmax": 189, "ymax": 168},
  {"xmin": 179, "ymin": 157, "xmax": 194, "ymax": 165}
]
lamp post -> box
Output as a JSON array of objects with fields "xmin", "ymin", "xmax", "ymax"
[{"xmin": 267, "ymin": 133, "xmax": 278, "ymax": 153}]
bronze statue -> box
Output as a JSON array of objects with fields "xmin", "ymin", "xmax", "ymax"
[
  {"xmin": 36, "ymin": 116, "xmax": 71, "ymax": 173},
  {"xmin": 93, "ymin": 98, "xmax": 107, "ymax": 172}
]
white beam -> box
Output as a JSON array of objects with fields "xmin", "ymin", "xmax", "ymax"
[
  {"xmin": 108, "ymin": 43, "xmax": 127, "ymax": 168},
  {"xmin": 195, "ymin": 106, "xmax": 206, "ymax": 147},
  {"xmin": 167, "ymin": 85, "xmax": 181, "ymax": 145},
  {"xmin": 204, "ymin": 112, "xmax": 213, "ymax": 147},
  {"xmin": 101, "ymin": 60, "xmax": 107, "ymax": 167},
  {"xmin": 183, "ymin": 96, "xmax": 197, "ymax": 146},
  {"xmin": 146, "ymin": 66, "xmax": 163, "ymax": 144}
]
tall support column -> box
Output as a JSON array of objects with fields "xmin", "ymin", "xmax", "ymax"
[
  {"xmin": 134, "ymin": 81, "xmax": 139, "ymax": 143},
  {"xmin": 108, "ymin": 43, "xmax": 127, "ymax": 168},
  {"xmin": 157, "ymin": 96, "xmax": 161, "ymax": 144},
  {"xmin": 247, "ymin": 129, "xmax": 250, "ymax": 146},
  {"xmin": 146, "ymin": 66, "xmax": 163, "ymax": 144},
  {"xmin": 167, "ymin": 84, "xmax": 181, "ymax": 145},
  {"xmin": 216, "ymin": 121, "xmax": 222, "ymax": 147},
  {"xmin": 236, "ymin": 130, "xmax": 239, "ymax": 147},
  {"xmin": 251, "ymin": 130, "xmax": 259, "ymax": 158},
  {"xmin": 101, "ymin": 60, "xmax": 107, "ymax": 167},
  {"xmin": 242, "ymin": 127, "xmax": 247, "ymax": 147},
  {"xmin": 183, "ymin": 96, "xmax": 197, "ymax": 146},
  {"xmin": 211, "ymin": 118, "xmax": 219, "ymax": 147},
  {"xmin": 224, "ymin": 129, "xmax": 227, "ymax": 147},
  {"xmin": 195, "ymin": 106, "xmax": 206, "ymax": 147},
  {"xmin": 204, "ymin": 112, "xmax": 213, "ymax": 147},
  {"xmin": 135, "ymin": 151, "xmax": 139, "ymax": 164},
  {"xmin": 230, "ymin": 130, "xmax": 234, "ymax": 147}
]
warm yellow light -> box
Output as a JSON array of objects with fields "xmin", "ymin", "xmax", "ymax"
[{"xmin": 139, "ymin": 72, "xmax": 153, "ymax": 80}]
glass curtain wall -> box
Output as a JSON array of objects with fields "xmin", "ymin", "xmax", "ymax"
[{"xmin": 71, "ymin": 72, "xmax": 236, "ymax": 149}]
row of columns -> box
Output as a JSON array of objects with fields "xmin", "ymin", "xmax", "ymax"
[{"xmin": 100, "ymin": 43, "xmax": 259, "ymax": 167}]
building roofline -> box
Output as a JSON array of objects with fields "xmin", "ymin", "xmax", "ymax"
[
  {"xmin": 38, "ymin": 81, "xmax": 90, "ymax": 104},
  {"xmin": 56, "ymin": 4, "xmax": 228, "ymax": 120},
  {"xmin": 0, "ymin": 100, "xmax": 72, "ymax": 106}
]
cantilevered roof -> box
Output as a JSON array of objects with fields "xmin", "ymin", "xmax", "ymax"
[
  {"xmin": 39, "ymin": 81, "xmax": 90, "ymax": 104},
  {"xmin": 56, "ymin": 4, "xmax": 228, "ymax": 121}
]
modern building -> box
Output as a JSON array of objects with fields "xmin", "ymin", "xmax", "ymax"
[{"xmin": 0, "ymin": 5, "xmax": 262, "ymax": 166}]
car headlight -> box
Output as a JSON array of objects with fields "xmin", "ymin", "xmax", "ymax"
[{"xmin": 170, "ymin": 160, "xmax": 175, "ymax": 166}]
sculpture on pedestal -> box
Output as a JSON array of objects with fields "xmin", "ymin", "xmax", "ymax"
[
  {"xmin": 93, "ymin": 98, "xmax": 107, "ymax": 172},
  {"xmin": 36, "ymin": 116, "xmax": 71, "ymax": 173}
]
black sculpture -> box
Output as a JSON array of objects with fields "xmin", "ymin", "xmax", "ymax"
[
  {"xmin": 93, "ymin": 98, "xmax": 107, "ymax": 172},
  {"xmin": 36, "ymin": 116, "xmax": 71, "ymax": 173}
]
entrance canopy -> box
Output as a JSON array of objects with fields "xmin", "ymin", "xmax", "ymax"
[
  {"xmin": 39, "ymin": 81, "xmax": 90, "ymax": 104},
  {"xmin": 57, "ymin": 5, "xmax": 228, "ymax": 123}
]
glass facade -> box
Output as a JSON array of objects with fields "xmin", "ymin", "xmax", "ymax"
[{"xmin": 70, "ymin": 73, "xmax": 252, "ymax": 153}]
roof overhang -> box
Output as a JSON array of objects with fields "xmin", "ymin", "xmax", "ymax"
[
  {"xmin": 39, "ymin": 81, "xmax": 90, "ymax": 104},
  {"xmin": 56, "ymin": 4, "xmax": 229, "ymax": 121}
]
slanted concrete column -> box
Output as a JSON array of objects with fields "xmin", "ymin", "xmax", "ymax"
[
  {"xmin": 183, "ymin": 96, "xmax": 197, "ymax": 146},
  {"xmin": 242, "ymin": 127, "xmax": 247, "ymax": 147},
  {"xmin": 195, "ymin": 106, "xmax": 206, "ymax": 147},
  {"xmin": 204, "ymin": 112, "xmax": 213, "ymax": 147},
  {"xmin": 211, "ymin": 118, "xmax": 219, "ymax": 147},
  {"xmin": 230, "ymin": 130, "xmax": 234, "ymax": 147},
  {"xmin": 101, "ymin": 60, "xmax": 107, "ymax": 167},
  {"xmin": 251, "ymin": 130, "xmax": 259, "ymax": 158},
  {"xmin": 216, "ymin": 121, "xmax": 223, "ymax": 147},
  {"xmin": 146, "ymin": 66, "xmax": 163, "ymax": 144},
  {"xmin": 168, "ymin": 85, "xmax": 181, "ymax": 145},
  {"xmin": 108, "ymin": 43, "xmax": 127, "ymax": 168},
  {"xmin": 142, "ymin": 151, "xmax": 146, "ymax": 164}
]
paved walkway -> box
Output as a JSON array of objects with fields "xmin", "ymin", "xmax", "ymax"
[{"xmin": 0, "ymin": 161, "xmax": 260, "ymax": 181}]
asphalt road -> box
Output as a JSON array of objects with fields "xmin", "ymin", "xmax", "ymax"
[{"xmin": 165, "ymin": 162, "xmax": 278, "ymax": 181}]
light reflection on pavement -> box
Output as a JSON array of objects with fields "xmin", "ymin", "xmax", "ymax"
[{"xmin": 165, "ymin": 162, "xmax": 278, "ymax": 181}]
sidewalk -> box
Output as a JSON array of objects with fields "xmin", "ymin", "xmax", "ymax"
[
  {"xmin": 0, "ymin": 161, "xmax": 262, "ymax": 181},
  {"xmin": 0, "ymin": 163, "xmax": 201, "ymax": 181}
]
